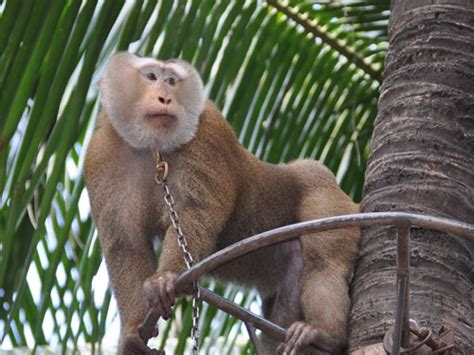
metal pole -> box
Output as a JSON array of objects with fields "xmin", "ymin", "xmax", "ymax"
[
  {"xmin": 392, "ymin": 227, "xmax": 411, "ymax": 355},
  {"xmin": 244, "ymin": 322, "xmax": 263, "ymax": 355}
]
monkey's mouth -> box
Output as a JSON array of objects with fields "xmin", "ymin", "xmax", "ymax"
[{"xmin": 145, "ymin": 113, "xmax": 177, "ymax": 128}]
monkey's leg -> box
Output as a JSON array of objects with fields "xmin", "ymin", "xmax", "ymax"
[
  {"xmin": 259, "ymin": 290, "xmax": 301, "ymax": 355},
  {"xmin": 100, "ymin": 231, "xmax": 161, "ymax": 354},
  {"xmin": 281, "ymin": 259, "xmax": 350, "ymax": 355},
  {"xmin": 285, "ymin": 176, "xmax": 358, "ymax": 354},
  {"xmin": 259, "ymin": 259, "xmax": 303, "ymax": 355}
]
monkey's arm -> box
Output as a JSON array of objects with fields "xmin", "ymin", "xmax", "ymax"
[
  {"xmin": 143, "ymin": 216, "xmax": 219, "ymax": 319},
  {"xmin": 98, "ymin": 225, "xmax": 160, "ymax": 352},
  {"xmin": 144, "ymin": 166, "xmax": 238, "ymax": 319}
]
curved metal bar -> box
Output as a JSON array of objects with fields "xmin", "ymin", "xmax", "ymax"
[
  {"xmin": 176, "ymin": 212, "xmax": 474, "ymax": 291},
  {"xmin": 140, "ymin": 212, "xmax": 474, "ymax": 352}
]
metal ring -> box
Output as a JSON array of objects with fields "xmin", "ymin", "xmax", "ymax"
[
  {"xmin": 383, "ymin": 326, "xmax": 433, "ymax": 354},
  {"xmin": 155, "ymin": 161, "xmax": 169, "ymax": 184}
]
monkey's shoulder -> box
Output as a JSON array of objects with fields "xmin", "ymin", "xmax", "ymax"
[
  {"xmin": 181, "ymin": 101, "xmax": 248, "ymax": 168},
  {"xmin": 84, "ymin": 126, "xmax": 160, "ymax": 233},
  {"xmin": 84, "ymin": 117, "xmax": 155, "ymax": 197},
  {"xmin": 84, "ymin": 119, "xmax": 117, "ymax": 183},
  {"xmin": 198, "ymin": 101, "xmax": 239, "ymax": 144}
]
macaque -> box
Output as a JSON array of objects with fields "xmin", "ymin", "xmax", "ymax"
[{"xmin": 84, "ymin": 52, "xmax": 360, "ymax": 355}]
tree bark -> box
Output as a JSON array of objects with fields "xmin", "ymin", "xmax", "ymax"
[{"xmin": 348, "ymin": 1, "xmax": 474, "ymax": 354}]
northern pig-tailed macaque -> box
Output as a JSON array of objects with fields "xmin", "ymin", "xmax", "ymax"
[{"xmin": 85, "ymin": 52, "xmax": 360, "ymax": 355}]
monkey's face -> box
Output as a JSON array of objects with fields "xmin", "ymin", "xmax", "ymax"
[{"xmin": 100, "ymin": 53, "xmax": 206, "ymax": 152}]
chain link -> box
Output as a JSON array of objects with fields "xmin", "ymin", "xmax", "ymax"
[{"xmin": 155, "ymin": 151, "xmax": 200, "ymax": 354}]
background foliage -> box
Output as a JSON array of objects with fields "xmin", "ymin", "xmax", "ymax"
[{"xmin": 0, "ymin": 0, "xmax": 389, "ymax": 353}]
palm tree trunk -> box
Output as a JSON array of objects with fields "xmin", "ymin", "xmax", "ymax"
[{"xmin": 348, "ymin": 1, "xmax": 474, "ymax": 354}]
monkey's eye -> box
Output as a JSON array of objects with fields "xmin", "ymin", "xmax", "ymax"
[
  {"xmin": 146, "ymin": 72, "xmax": 157, "ymax": 81},
  {"xmin": 166, "ymin": 77, "xmax": 177, "ymax": 86}
]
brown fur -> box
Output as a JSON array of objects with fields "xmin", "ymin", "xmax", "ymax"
[{"xmin": 85, "ymin": 101, "xmax": 359, "ymax": 354}]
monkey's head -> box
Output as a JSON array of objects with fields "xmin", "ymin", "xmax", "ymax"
[{"xmin": 99, "ymin": 52, "xmax": 206, "ymax": 152}]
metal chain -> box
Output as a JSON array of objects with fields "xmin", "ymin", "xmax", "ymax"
[{"xmin": 155, "ymin": 151, "xmax": 201, "ymax": 355}]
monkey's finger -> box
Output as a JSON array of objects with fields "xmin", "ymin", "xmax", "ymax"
[
  {"xmin": 150, "ymin": 301, "xmax": 167, "ymax": 320},
  {"xmin": 157, "ymin": 280, "xmax": 173, "ymax": 319},
  {"xmin": 147, "ymin": 293, "xmax": 169, "ymax": 320},
  {"xmin": 158, "ymin": 279, "xmax": 172, "ymax": 308},
  {"xmin": 284, "ymin": 322, "xmax": 302, "ymax": 346},
  {"xmin": 165, "ymin": 277, "xmax": 176, "ymax": 307},
  {"xmin": 291, "ymin": 326, "xmax": 310, "ymax": 354},
  {"xmin": 144, "ymin": 279, "xmax": 160, "ymax": 305},
  {"xmin": 155, "ymin": 296, "xmax": 171, "ymax": 320},
  {"xmin": 284, "ymin": 336, "xmax": 300, "ymax": 355},
  {"xmin": 292, "ymin": 326, "xmax": 314, "ymax": 355},
  {"xmin": 283, "ymin": 322, "xmax": 306, "ymax": 355},
  {"xmin": 144, "ymin": 286, "xmax": 163, "ymax": 316},
  {"xmin": 285, "ymin": 322, "xmax": 298, "ymax": 342},
  {"xmin": 145, "ymin": 294, "xmax": 163, "ymax": 317}
]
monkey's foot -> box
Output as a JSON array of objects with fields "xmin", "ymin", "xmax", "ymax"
[
  {"xmin": 144, "ymin": 271, "xmax": 178, "ymax": 320},
  {"xmin": 122, "ymin": 332, "xmax": 164, "ymax": 355},
  {"xmin": 278, "ymin": 321, "xmax": 341, "ymax": 355}
]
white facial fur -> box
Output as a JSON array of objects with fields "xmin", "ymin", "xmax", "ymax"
[{"xmin": 100, "ymin": 52, "xmax": 207, "ymax": 152}]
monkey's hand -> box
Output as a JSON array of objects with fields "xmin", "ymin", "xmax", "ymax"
[
  {"xmin": 277, "ymin": 321, "xmax": 341, "ymax": 355},
  {"xmin": 122, "ymin": 323, "xmax": 163, "ymax": 355},
  {"xmin": 144, "ymin": 271, "xmax": 180, "ymax": 320}
]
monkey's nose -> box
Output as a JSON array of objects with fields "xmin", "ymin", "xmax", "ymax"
[{"xmin": 158, "ymin": 96, "xmax": 172, "ymax": 105}]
